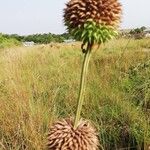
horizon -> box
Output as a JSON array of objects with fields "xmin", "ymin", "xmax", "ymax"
[{"xmin": 1, "ymin": 26, "xmax": 150, "ymax": 36}]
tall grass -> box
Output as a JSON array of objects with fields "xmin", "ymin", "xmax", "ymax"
[{"xmin": 0, "ymin": 38, "xmax": 150, "ymax": 150}]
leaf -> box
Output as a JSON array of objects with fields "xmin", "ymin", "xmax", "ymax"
[{"xmin": 81, "ymin": 30, "xmax": 87, "ymax": 39}]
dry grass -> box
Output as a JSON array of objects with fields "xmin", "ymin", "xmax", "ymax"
[{"xmin": 0, "ymin": 38, "xmax": 150, "ymax": 149}]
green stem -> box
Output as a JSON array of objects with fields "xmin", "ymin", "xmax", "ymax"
[{"xmin": 74, "ymin": 43, "xmax": 92, "ymax": 129}]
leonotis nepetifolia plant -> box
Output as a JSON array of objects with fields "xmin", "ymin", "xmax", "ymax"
[{"xmin": 48, "ymin": 0, "xmax": 122, "ymax": 149}]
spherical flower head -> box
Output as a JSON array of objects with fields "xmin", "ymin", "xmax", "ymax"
[
  {"xmin": 47, "ymin": 118, "xmax": 99, "ymax": 150},
  {"xmin": 64, "ymin": 0, "xmax": 122, "ymax": 45}
]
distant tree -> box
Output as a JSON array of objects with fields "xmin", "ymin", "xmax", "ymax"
[
  {"xmin": 140, "ymin": 26, "xmax": 146, "ymax": 32},
  {"xmin": 130, "ymin": 27, "xmax": 147, "ymax": 35},
  {"xmin": 60, "ymin": 33, "xmax": 72, "ymax": 39},
  {"xmin": 129, "ymin": 26, "xmax": 147, "ymax": 39}
]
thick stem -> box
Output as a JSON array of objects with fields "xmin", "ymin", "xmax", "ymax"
[{"xmin": 74, "ymin": 43, "xmax": 92, "ymax": 129}]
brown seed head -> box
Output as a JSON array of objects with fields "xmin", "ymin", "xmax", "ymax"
[
  {"xmin": 64, "ymin": 0, "xmax": 122, "ymax": 28},
  {"xmin": 47, "ymin": 118, "xmax": 99, "ymax": 150}
]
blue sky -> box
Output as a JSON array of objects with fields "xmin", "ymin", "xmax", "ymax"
[{"xmin": 0, "ymin": 0, "xmax": 150, "ymax": 35}]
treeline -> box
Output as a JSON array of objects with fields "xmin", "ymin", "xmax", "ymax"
[
  {"xmin": 1, "ymin": 33, "xmax": 71, "ymax": 44},
  {"xmin": 129, "ymin": 26, "xmax": 146, "ymax": 35},
  {"xmin": 121, "ymin": 26, "xmax": 149, "ymax": 39}
]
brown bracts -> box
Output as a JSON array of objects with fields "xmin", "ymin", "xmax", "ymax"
[
  {"xmin": 64, "ymin": 0, "xmax": 122, "ymax": 28},
  {"xmin": 47, "ymin": 119, "xmax": 99, "ymax": 150}
]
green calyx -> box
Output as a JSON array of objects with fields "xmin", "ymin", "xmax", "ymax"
[{"xmin": 69, "ymin": 20, "xmax": 118, "ymax": 45}]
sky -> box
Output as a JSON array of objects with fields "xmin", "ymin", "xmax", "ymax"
[{"xmin": 0, "ymin": 0, "xmax": 150, "ymax": 35}]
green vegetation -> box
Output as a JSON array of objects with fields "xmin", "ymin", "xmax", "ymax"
[
  {"xmin": 0, "ymin": 34, "xmax": 21, "ymax": 49},
  {"xmin": 2, "ymin": 33, "xmax": 71, "ymax": 44},
  {"xmin": 0, "ymin": 38, "xmax": 150, "ymax": 149},
  {"xmin": 71, "ymin": 20, "xmax": 118, "ymax": 45},
  {"xmin": 129, "ymin": 26, "xmax": 147, "ymax": 35}
]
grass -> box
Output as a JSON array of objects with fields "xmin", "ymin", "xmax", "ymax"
[{"xmin": 0, "ymin": 38, "xmax": 150, "ymax": 150}]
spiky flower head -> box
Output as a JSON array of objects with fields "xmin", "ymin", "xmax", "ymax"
[
  {"xmin": 47, "ymin": 118, "xmax": 99, "ymax": 150},
  {"xmin": 64, "ymin": 0, "xmax": 122, "ymax": 45}
]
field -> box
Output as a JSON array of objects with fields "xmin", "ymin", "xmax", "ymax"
[{"xmin": 0, "ymin": 38, "xmax": 150, "ymax": 150}]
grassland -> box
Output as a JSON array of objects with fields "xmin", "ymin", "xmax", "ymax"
[{"xmin": 0, "ymin": 38, "xmax": 150, "ymax": 150}]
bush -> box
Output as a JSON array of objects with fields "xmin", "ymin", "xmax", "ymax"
[{"xmin": 0, "ymin": 34, "xmax": 21, "ymax": 49}]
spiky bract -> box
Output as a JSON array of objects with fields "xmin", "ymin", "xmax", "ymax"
[
  {"xmin": 47, "ymin": 118, "xmax": 99, "ymax": 150},
  {"xmin": 64, "ymin": 0, "xmax": 122, "ymax": 44},
  {"xmin": 71, "ymin": 19, "xmax": 118, "ymax": 44}
]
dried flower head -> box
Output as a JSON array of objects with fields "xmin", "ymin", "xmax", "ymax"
[
  {"xmin": 64, "ymin": 0, "xmax": 122, "ymax": 44},
  {"xmin": 47, "ymin": 118, "xmax": 99, "ymax": 150}
]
